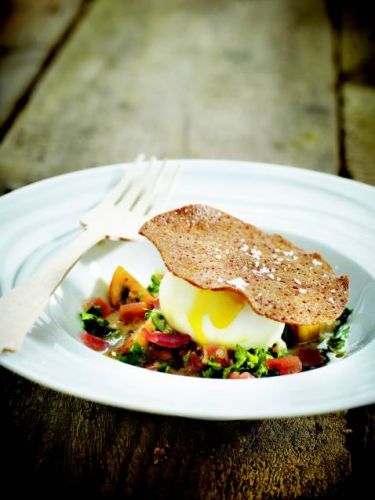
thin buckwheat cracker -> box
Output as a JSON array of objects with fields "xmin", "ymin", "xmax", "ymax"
[{"xmin": 139, "ymin": 205, "xmax": 349, "ymax": 324}]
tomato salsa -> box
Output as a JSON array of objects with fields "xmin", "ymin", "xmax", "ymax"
[{"xmin": 79, "ymin": 266, "xmax": 352, "ymax": 378}]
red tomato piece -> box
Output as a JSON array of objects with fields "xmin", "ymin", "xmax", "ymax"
[
  {"xmin": 85, "ymin": 297, "xmax": 112, "ymax": 318},
  {"xmin": 81, "ymin": 331, "xmax": 109, "ymax": 351},
  {"xmin": 202, "ymin": 345, "xmax": 230, "ymax": 366},
  {"xmin": 266, "ymin": 356, "xmax": 302, "ymax": 375},
  {"xmin": 119, "ymin": 302, "xmax": 149, "ymax": 323},
  {"xmin": 186, "ymin": 351, "xmax": 204, "ymax": 370},
  {"xmin": 294, "ymin": 347, "xmax": 326, "ymax": 368},
  {"xmin": 151, "ymin": 297, "xmax": 160, "ymax": 309},
  {"xmin": 143, "ymin": 328, "xmax": 191, "ymax": 348}
]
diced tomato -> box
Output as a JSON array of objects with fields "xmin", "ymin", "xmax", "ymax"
[
  {"xmin": 203, "ymin": 345, "xmax": 220, "ymax": 358},
  {"xmin": 119, "ymin": 302, "xmax": 149, "ymax": 323},
  {"xmin": 294, "ymin": 347, "xmax": 327, "ymax": 369},
  {"xmin": 81, "ymin": 331, "xmax": 109, "ymax": 351},
  {"xmin": 203, "ymin": 345, "xmax": 230, "ymax": 366},
  {"xmin": 228, "ymin": 371, "xmax": 254, "ymax": 379},
  {"xmin": 151, "ymin": 297, "xmax": 160, "ymax": 309},
  {"xmin": 266, "ymin": 356, "xmax": 302, "ymax": 375},
  {"xmin": 186, "ymin": 351, "xmax": 204, "ymax": 370},
  {"xmin": 85, "ymin": 297, "xmax": 112, "ymax": 318},
  {"xmin": 143, "ymin": 328, "xmax": 191, "ymax": 348}
]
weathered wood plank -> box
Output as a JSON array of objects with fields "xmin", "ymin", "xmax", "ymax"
[
  {"xmin": 343, "ymin": 84, "xmax": 375, "ymax": 185},
  {"xmin": 0, "ymin": 0, "xmax": 86, "ymax": 132},
  {"xmin": 0, "ymin": 0, "xmax": 338, "ymax": 193},
  {"xmin": 340, "ymin": 0, "xmax": 375, "ymax": 185},
  {"xmin": 335, "ymin": 2, "xmax": 375, "ymax": 496},
  {"xmin": 0, "ymin": 366, "xmax": 352, "ymax": 498}
]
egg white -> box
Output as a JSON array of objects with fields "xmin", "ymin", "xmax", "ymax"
[{"xmin": 159, "ymin": 271, "xmax": 285, "ymax": 349}]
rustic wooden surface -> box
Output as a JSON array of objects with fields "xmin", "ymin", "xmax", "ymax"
[
  {"xmin": 0, "ymin": 0, "xmax": 338, "ymax": 192},
  {"xmin": 0, "ymin": 0, "xmax": 87, "ymax": 136},
  {"xmin": 340, "ymin": 0, "xmax": 375, "ymax": 185},
  {"xmin": 0, "ymin": 0, "xmax": 374, "ymax": 497}
]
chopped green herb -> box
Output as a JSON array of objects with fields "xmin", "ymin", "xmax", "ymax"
[
  {"xmin": 223, "ymin": 366, "xmax": 233, "ymax": 379},
  {"xmin": 251, "ymin": 349, "xmax": 272, "ymax": 377},
  {"xmin": 200, "ymin": 345, "xmax": 274, "ymax": 379},
  {"xmin": 319, "ymin": 324, "xmax": 350, "ymax": 355},
  {"xmin": 182, "ymin": 351, "xmax": 191, "ymax": 364},
  {"xmin": 135, "ymin": 292, "xmax": 142, "ymax": 301},
  {"xmin": 108, "ymin": 330, "xmax": 122, "ymax": 341},
  {"xmin": 158, "ymin": 362, "xmax": 171, "ymax": 373},
  {"xmin": 318, "ymin": 308, "xmax": 352, "ymax": 356},
  {"xmin": 147, "ymin": 274, "xmax": 162, "ymax": 296},
  {"xmin": 224, "ymin": 346, "xmax": 273, "ymax": 378},
  {"xmin": 86, "ymin": 305, "xmax": 103, "ymax": 316},
  {"xmin": 80, "ymin": 310, "xmax": 114, "ymax": 338},
  {"xmin": 276, "ymin": 348, "xmax": 289, "ymax": 358},
  {"xmin": 202, "ymin": 367, "xmax": 218, "ymax": 378},
  {"xmin": 336, "ymin": 307, "xmax": 353, "ymax": 327},
  {"xmin": 117, "ymin": 343, "xmax": 146, "ymax": 366},
  {"xmin": 145, "ymin": 309, "xmax": 173, "ymax": 333},
  {"xmin": 207, "ymin": 359, "xmax": 222, "ymax": 369}
]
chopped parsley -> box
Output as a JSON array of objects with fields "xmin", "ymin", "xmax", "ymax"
[
  {"xmin": 318, "ymin": 307, "xmax": 352, "ymax": 356},
  {"xmin": 86, "ymin": 305, "xmax": 103, "ymax": 316},
  {"xmin": 145, "ymin": 309, "xmax": 173, "ymax": 333},
  {"xmin": 147, "ymin": 274, "xmax": 162, "ymax": 296},
  {"xmin": 327, "ymin": 324, "xmax": 350, "ymax": 353},
  {"xmin": 158, "ymin": 362, "xmax": 171, "ymax": 373},
  {"xmin": 182, "ymin": 351, "xmax": 191, "ymax": 364},
  {"xmin": 201, "ymin": 345, "xmax": 274, "ymax": 379},
  {"xmin": 318, "ymin": 324, "xmax": 350, "ymax": 356},
  {"xmin": 223, "ymin": 346, "xmax": 272, "ymax": 378},
  {"xmin": 336, "ymin": 307, "xmax": 353, "ymax": 328},
  {"xmin": 80, "ymin": 311, "xmax": 112, "ymax": 338},
  {"xmin": 117, "ymin": 343, "xmax": 146, "ymax": 366},
  {"xmin": 80, "ymin": 309, "xmax": 120, "ymax": 339}
]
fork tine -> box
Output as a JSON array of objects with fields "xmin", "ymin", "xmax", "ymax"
[
  {"xmin": 147, "ymin": 164, "xmax": 180, "ymax": 215},
  {"xmin": 130, "ymin": 159, "xmax": 168, "ymax": 214},
  {"xmin": 94, "ymin": 154, "xmax": 146, "ymax": 209},
  {"xmin": 141, "ymin": 164, "xmax": 180, "ymax": 216},
  {"xmin": 116, "ymin": 157, "xmax": 158, "ymax": 210}
]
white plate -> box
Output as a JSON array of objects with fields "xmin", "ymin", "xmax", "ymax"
[{"xmin": 1, "ymin": 160, "xmax": 374, "ymax": 420}]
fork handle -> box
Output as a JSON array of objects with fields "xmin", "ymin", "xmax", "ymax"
[{"xmin": 0, "ymin": 228, "xmax": 105, "ymax": 352}]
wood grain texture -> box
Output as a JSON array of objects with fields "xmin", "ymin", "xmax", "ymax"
[
  {"xmin": 0, "ymin": 0, "xmax": 337, "ymax": 193},
  {"xmin": 0, "ymin": 366, "xmax": 353, "ymax": 498},
  {"xmin": 0, "ymin": 0, "xmax": 85, "ymax": 130},
  {"xmin": 335, "ymin": 3, "xmax": 375, "ymax": 495},
  {"xmin": 343, "ymin": 84, "xmax": 375, "ymax": 185},
  {"xmin": 340, "ymin": 0, "xmax": 375, "ymax": 185}
]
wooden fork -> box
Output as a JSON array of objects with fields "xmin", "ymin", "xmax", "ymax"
[{"xmin": 0, "ymin": 156, "xmax": 178, "ymax": 352}]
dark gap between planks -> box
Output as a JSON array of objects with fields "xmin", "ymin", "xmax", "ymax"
[{"xmin": 0, "ymin": 0, "xmax": 96, "ymax": 143}]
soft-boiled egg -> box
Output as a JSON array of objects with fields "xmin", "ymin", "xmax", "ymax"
[{"xmin": 159, "ymin": 271, "xmax": 285, "ymax": 349}]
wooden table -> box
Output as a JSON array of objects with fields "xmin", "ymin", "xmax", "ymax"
[{"xmin": 1, "ymin": 0, "xmax": 374, "ymax": 496}]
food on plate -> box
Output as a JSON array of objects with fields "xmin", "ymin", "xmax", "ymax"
[{"xmin": 79, "ymin": 204, "xmax": 352, "ymax": 378}]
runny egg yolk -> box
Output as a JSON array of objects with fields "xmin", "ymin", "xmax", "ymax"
[
  {"xmin": 188, "ymin": 288, "xmax": 244, "ymax": 344},
  {"xmin": 158, "ymin": 271, "xmax": 285, "ymax": 349}
]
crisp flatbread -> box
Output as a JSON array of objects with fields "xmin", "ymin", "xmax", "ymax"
[{"xmin": 139, "ymin": 205, "xmax": 349, "ymax": 324}]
